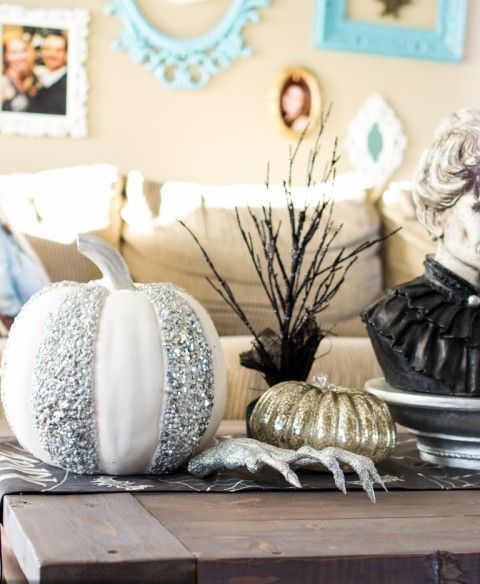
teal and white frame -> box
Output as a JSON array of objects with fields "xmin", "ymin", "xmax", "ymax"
[
  {"xmin": 314, "ymin": 0, "xmax": 468, "ymax": 62},
  {"xmin": 346, "ymin": 94, "xmax": 407, "ymax": 188},
  {"xmin": 105, "ymin": 0, "xmax": 270, "ymax": 90}
]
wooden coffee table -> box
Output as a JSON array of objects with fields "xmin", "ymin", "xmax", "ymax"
[{"xmin": 2, "ymin": 422, "xmax": 480, "ymax": 584}]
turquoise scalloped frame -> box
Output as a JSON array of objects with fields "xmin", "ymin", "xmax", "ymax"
[
  {"xmin": 314, "ymin": 0, "xmax": 468, "ymax": 62},
  {"xmin": 105, "ymin": 0, "xmax": 270, "ymax": 89}
]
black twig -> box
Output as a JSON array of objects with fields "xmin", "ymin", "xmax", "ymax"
[{"xmin": 180, "ymin": 110, "xmax": 394, "ymax": 387}]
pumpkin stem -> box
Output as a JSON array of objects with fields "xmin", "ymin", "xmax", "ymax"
[
  {"xmin": 312, "ymin": 373, "xmax": 332, "ymax": 390},
  {"xmin": 77, "ymin": 235, "xmax": 136, "ymax": 291}
]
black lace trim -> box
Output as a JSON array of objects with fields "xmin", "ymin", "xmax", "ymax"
[
  {"xmin": 424, "ymin": 256, "xmax": 477, "ymax": 300},
  {"xmin": 362, "ymin": 259, "xmax": 480, "ymax": 395}
]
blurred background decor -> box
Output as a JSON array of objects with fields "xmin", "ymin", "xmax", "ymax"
[
  {"xmin": 105, "ymin": 0, "xmax": 270, "ymax": 89},
  {"xmin": 0, "ymin": 212, "xmax": 49, "ymax": 328},
  {"xmin": 268, "ymin": 66, "xmax": 321, "ymax": 139},
  {"xmin": 346, "ymin": 93, "xmax": 407, "ymax": 188},
  {"xmin": 377, "ymin": 0, "xmax": 411, "ymax": 19},
  {"xmin": 0, "ymin": 4, "xmax": 89, "ymax": 138},
  {"xmin": 314, "ymin": 0, "xmax": 467, "ymax": 62},
  {"xmin": 1, "ymin": 1, "xmax": 476, "ymax": 184}
]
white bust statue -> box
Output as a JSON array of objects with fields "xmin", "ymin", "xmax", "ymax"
[
  {"xmin": 363, "ymin": 109, "xmax": 480, "ymax": 396},
  {"xmin": 414, "ymin": 109, "xmax": 480, "ymax": 288}
]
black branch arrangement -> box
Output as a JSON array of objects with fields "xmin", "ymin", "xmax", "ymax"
[{"xmin": 180, "ymin": 108, "xmax": 393, "ymax": 388}]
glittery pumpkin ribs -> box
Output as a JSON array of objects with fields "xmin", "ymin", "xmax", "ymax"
[{"xmin": 0, "ymin": 236, "xmax": 226, "ymax": 475}]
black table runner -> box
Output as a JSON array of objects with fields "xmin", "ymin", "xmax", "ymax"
[{"xmin": 0, "ymin": 434, "xmax": 479, "ymax": 513}]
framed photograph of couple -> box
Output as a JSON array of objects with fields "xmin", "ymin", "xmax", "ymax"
[{"xmin": 0, "ymin": 5, "xmax": 89, "ymax": 138}]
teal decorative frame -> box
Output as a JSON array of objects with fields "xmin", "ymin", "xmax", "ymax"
[
  {"xmin": 314, "ymin": 0, "xmax": 468, "ymax": 62},
  {"xmin": 105, "ymin": 0, "xmax": 270, "ymax": 89}
]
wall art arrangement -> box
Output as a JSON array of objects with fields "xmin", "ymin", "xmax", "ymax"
[
  {"xmin": 268, "ymin": 67, "xmax": 322, "ymax": 140},
  {"xmin": 346, "ymin": 94, "xmax": 407, "ymax": 187},
  {"xmin": 0, "ymin": 5, "xmax": 89, "ymax": 138},
  {"xmin": 314, "ymin": 0, "xmax": 468, "ymax": 62},
  {"xmin": 105, "ymin": 0, "xmax": 270, "ymax": 90}
]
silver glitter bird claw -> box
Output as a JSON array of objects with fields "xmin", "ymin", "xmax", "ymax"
[{"xmin": 188, "ymin": 438, "xmax": 387, "ymax": 502}]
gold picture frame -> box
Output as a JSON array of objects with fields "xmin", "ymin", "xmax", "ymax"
[{"xmin": 269, "ymin": 67, "xmax": 322, "ymax": 139}]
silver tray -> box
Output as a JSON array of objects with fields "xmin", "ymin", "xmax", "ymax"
[{"xmin": 365, "ymin": 378, "xmax": 480, "ymax": 470}]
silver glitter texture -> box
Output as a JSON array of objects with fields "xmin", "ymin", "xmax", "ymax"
[
  {"xmin": 188, "ymin": 437, "xmax": 387, "ymax": 502},
  {"xmin": 1, "ymin": 282, "xmax": 83, "ymax": 427},
  {"xmin": 32, "ymin": 284, "xmax": 108, "ymax": 474},
  {"xmin": 138, "ymin": 284, "xmax": 214, "ymax": 474}
]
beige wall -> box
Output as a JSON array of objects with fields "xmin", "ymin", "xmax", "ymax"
[{"xmin": 1, "ymin": 0, "xmax": 479, "ymax": 185}]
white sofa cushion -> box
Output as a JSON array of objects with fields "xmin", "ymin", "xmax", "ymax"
[{"xmin": 0, "ymin": 165, "xmax": 124, "ymax": 282}]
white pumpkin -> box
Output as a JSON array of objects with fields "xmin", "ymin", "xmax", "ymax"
[{"xmin": 0, "ymin": 235, "xmax": 226, "ymax": 475}]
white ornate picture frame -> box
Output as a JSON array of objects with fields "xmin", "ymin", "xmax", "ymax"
[
  {"xmin": 0, "ymin": 5, "xmax": 89, "ymax": 138},
  {"xmin": 346, "ymin": 94, "xmax": 407, "ymax": 187}
]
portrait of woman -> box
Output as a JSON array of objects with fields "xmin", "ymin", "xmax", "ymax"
[
  {"xmin": 281, "ymin": 76, "xmax": 311, "ymax": 133},
  {"xmin": 1, "ymin": 30, "xmax": 38, "ymax": 113},
  {"xmin": 270, "ymin": 67, "xmax": 321, "ymax": 139}
]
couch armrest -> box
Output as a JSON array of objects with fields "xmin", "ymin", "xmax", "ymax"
[{"xmin": 220, "ymin": 336, "xmax": 382, "ymax": 420}]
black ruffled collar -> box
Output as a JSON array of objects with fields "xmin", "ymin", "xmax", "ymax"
[
  {"xmin": 424, "ymin": 257, "xmax": 478, "ymax": 302},
  {"xmin": 362, "ymin": 258, "xmax": 480, "ymax": 395}
]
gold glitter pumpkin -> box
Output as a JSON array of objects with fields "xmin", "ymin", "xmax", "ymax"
[{"xmin": 250, "ymin": 375, "xmax": 396, "ymax": 463}]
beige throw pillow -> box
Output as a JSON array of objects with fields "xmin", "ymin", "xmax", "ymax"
[
  {"xmin": 380, "ymin": 182, "xmax": 435, "ymax": 288},
  {"xmin": 122, "ymin": 175, "xmax": 383, "ymax": 337}
]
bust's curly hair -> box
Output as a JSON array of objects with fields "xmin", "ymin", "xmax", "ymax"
[{"xmin": 413, "ymin": 109, "xmax": 480, "ymax": 236}]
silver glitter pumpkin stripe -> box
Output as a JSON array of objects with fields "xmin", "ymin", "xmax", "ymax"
[
  {"xmin": 138, "ymin": 284, "xmax": 214, "ymax": 474},
  {"xmin": 31, "ymin": 285, "xmax": 108, "ymax": 474},
  {"xmin": 1, "ymin": 281, "xmax": 82, "ymax": 379},
  {"xmin": 1, "ymin": 282, "xmax": 82, "ymax": 426}
]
